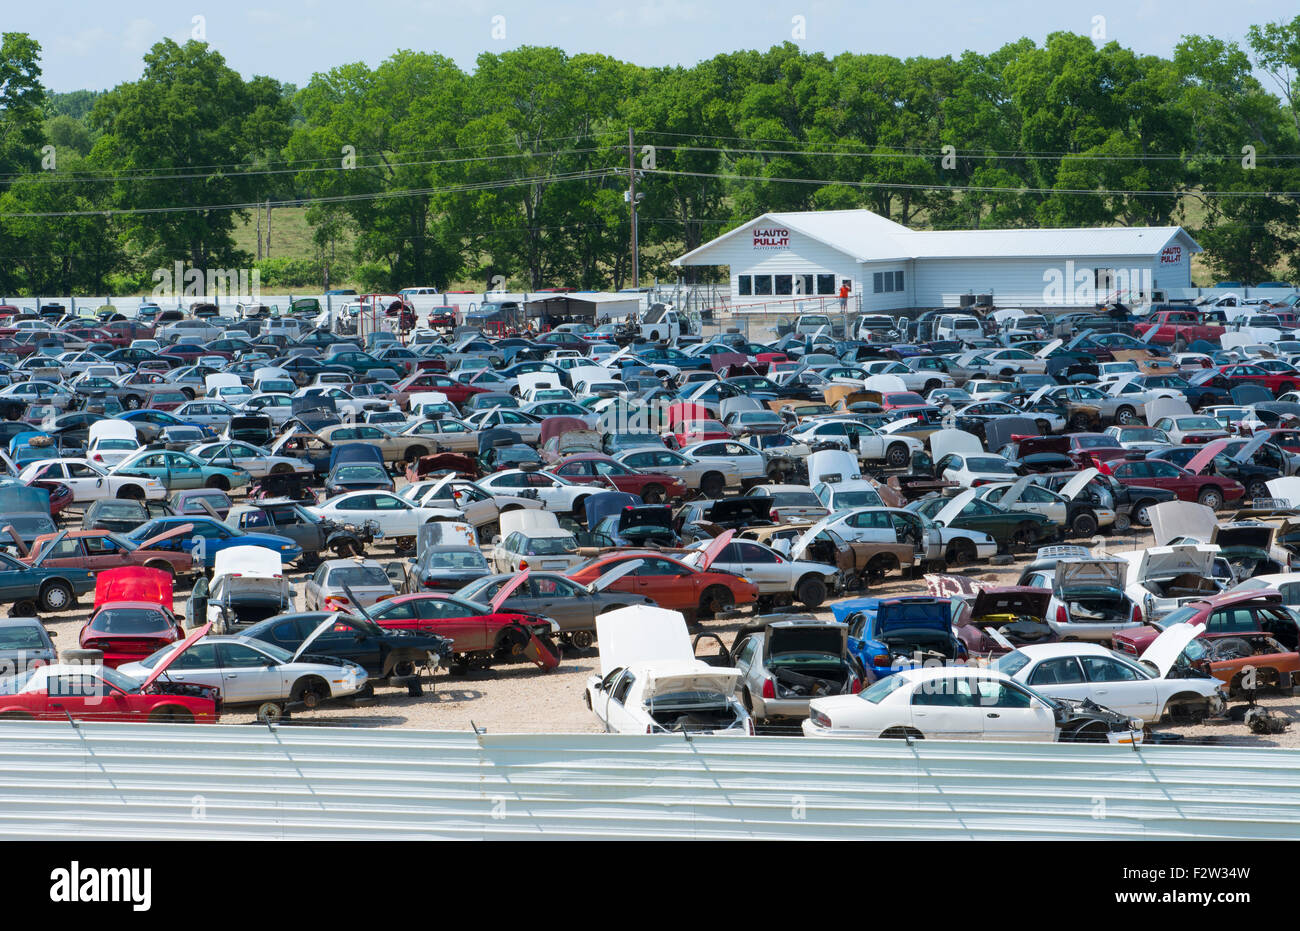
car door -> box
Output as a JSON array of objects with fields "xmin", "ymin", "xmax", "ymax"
[
  {"xmin": 311, "ymin": 618, "xmax": 384, "ymax": 672},
  {"xmin": 731, "ymin": 541, "xmax": 786, "ymax": 588},
  {"xmin": 63, "ymin": 462, "xmax": 108, "ymax": 500},
  {"xmin": 216, "ymin": 641, "xmax": 289, "ymax": 703},
  {"xmin": 529, "ymin": 575, "xmax": 593, "ymax": 631},
  {"xmin": 908, "ymin": 675, "xmax": 979, "ymax": 739},
  {"xmin": 44, "ymin": 672, "xmax": 133, "ymax": 721},
  {"xmin": 414, "ymin": 599, "xmax": 491, "ymax": 652},
  {"xmin": 151, "ymin": 642, "xmax": 223, "ymax": 692},
  {"xmin": 973, "ymin": 678, "xmax": 1057, "ymax": 741},
  {"xmin": 370, "ymin": 493, "xmax": 417, "ymax": 535},
  {"xmin": 164, "ymin": 452, "xmax": 203, "ymax": 489},
  {"xmin": 1075, "ymin": 653, "xmax": 1158, "ymax": 719}
]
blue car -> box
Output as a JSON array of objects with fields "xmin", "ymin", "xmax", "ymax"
[
  {"xmin": 124, "ymin": 516, "xmax": 303, "ymax": 567},
  {"xmin": 119, "ymin": 409, "xmax": 216, "ymax": 438},
  {"xmin": 831, "ymin": 596, "xmax": 966, "ymax": 682}
]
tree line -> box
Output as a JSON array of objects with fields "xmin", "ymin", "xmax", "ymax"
[{"xmin": 0, "ymin": 21, "xmax": 1298, "ymax": 297}]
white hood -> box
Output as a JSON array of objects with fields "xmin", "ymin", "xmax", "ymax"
[
  {"xmin": 807, "ymin": 449, "xmax": 860, "ymax": 485},
  {"xmin": 1139, "ymin": 622, "xmax": 1202, "ymax": 678},
  {"xmin": 863, "ymin": 373, "xmax": 907, "ymax": 393},
  {"xmin": 933, "ymin": 488, "xmax": 977, "ymax": 527},
  {"xmin": 1125, "ymin": 544, "xmax": 1219, "ymax": 583},
  {"xmin": 1149, "ymin": 500, "xmax": 1217, "ymax": 546},
  {"xmin": 1267, "ymin": 476, "xmax": 1300, "ymax": 508},
  {"xmin": 928, "ymin": 428, "xmax": 983, "ymax": 461},
  {"xmin": 1059, "ymin": 467, "xmax": 1100, "ymax": 502},
  {"xmin": 639, "ymin": 662, "xmax": 743, "ymax": 701},
  {"xmin": 596, "ymin": 605, "xmax": 693, "ymax": 678},
  {"xmin": 1143, "ymin": 396, "xmax": 1193, "ymax": 426},
  {"xmin": 499, "ymin": 509, "xmax": 561, "ymax": 537}
]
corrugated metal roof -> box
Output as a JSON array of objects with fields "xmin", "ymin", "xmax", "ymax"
[
  {"xmin": 0, "ymin": 721, "xmax": 1294, "ymax": 840},
  {"xmin": 674, "ymin": 209, "xmax": 1201, "ymax": 265}
]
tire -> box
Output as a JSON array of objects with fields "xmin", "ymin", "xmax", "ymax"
[
  {"xmin": 571, "ymin": 630, "xmax": 594, "ymax": 650},
  {"xmin": 1068, "ymin": 412, "xmax": 1091, "ymax": 431},
  {"xmin": 255, "ymin": 702, "xmax": 284, "ymax": 724},
  {"xmin": 700, "ymin": 472, "xmax": 725, "ymax": 498},
  {"xmin": 143, "ymin": 561, "xmax": 176, "ymax": 581},
  {"xmin": 1247, "ymin": 480, "xmax": 1269, "ymax": 501},
  {"xmin": 334, "ymin": 539, "xmax": 361, "ymax": 558},
  {"xmin": 795, "ymin": 575, "xmax": 828, "ymax": 609},
  {"xmin": 123, "ymin": 395, "xmax": 142, "ymax": 410},
  {"xmin": 944, "ymin": 539, "xmax": 976, "ymax": 567},
  {"xmin": 1115, "ymin": 406, "xmax": 1137, "ymax": 425},
  {"xmin": 180, "ymin": 388, "xmax": 195, "ymax": 400},
  {"xmin": 393, "ymin": 660, "xmax": 417, "ymax": 678},
  {"xmin": 1113, "ymin": 512, "xmax": 1132, "ymax": 532},
  {"xmin": 149, "ymin": 706, "xmax": 193, "ymax": 724},
  {"xmin": 1197, "ymin": 487, "xmax": 1224, "ymax": 510},
  {"xmin": 9, "ymin": 600, "xmax": 38, "ymax": 618},
  {"xmin": 1132, "ymin": 501, "xmax": 1155, "ymax": 527},
  {"xmin": 885, "ymin": 443, "xmax": 908, "ymax": 469},
  {"xmin": 1036, "ymin": 419, "xmax": 1052, "ymax": 435},
  {"xmin": 116, "ymin": 485, "xmax": 145, "ymax": 501},
  {"xmin": 1070, "ymin": 511, "xmax": 1099, "ymax": 538},
  {"xmin": 291, "ymin": 677, "xmax": 327, "ymax": 710},
  {"xmin": 1012, "ymin": 523, "xmax": 1039, "ymax": 551},
  {"xmin": 38, "ymin": 581, "xmax": 73, "ymax": 614},
  {"xmin": 699, "ymin": 585, "xmax": 734, "ymax": 618}
]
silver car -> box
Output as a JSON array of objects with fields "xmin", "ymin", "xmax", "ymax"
[
  {"xmin": 303, "ymin": 558, "xmax": 397, "ymax": 612},
  {"xmin": 729, "ymin": 617, "xmax": 862, "ymax": 724}
]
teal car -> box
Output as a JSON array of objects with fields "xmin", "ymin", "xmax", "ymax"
[
  {"xmin": 0, "ymin": 549, "xmax": 95, "ymax": 614},
  {"xmin": 322, "ymin": 348, "xmax": 393, "ymax": 376},
  {"xmin": 114, "ymin": 449, "xmax": 250, "ymax": 492}
]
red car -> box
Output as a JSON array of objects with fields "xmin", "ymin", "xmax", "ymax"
[
  {"xmin": 78, "ymin": 567, "xmax": 183, "ymax": 668},
  {"xmin": 1215, "ymin": 363, "xmax": 1300, "ymax": 397},
  {"xmin": 28, "ymin": 480, "xmax": 74, "ymax": 516},
  {"xmin": 669, "ymin": 419, "xmax": 729, "ymax": 449},
  {"xmin": 568, "ymin": 543, "xmax": 759, "ymax": 619},
  {"xmin": 1103, "ymin": 457, "xmax": 1245, "ymax": 509},
  {"xmin": 0, "ymin": 623, "xmax": 219, "ymax": 722},
  {"xmin": 392, "ymin": 371, "xmax": 488, "ymax": 408},
  {"xmin": 1112, "ymin": 591, "xmax": 1300, "ymax": 691},
  {"xmin": 365, "ymin": 580, "xmax": 559, "ymax": 672},
  {"xmin": 551, "ymin": 453, "xmax": 688, "ymax": 503}
]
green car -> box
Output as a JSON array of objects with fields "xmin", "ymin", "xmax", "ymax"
[
  {"xmin": 906, "ymin": 491, "xmax": 1054, "ymax": 551},
  {"xmin": 114, "ymin": 449, "xmax": 250, "ymax": 493},
  {"xmin": 0, "ymin": 549, "xmax": 95, "ymax": 614}
]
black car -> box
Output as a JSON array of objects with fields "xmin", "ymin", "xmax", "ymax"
[
  {"xmin": 1035, "ymin": 471, "xmax": 1177, "ymax": 530},
  {"xmin": 1147, "ymin": 444, "xmax": 1280, "ymax": 501},
  {"xmin": 325, "ymin": 462, "xmax": 394, "ymax": 498},
  {"xmin": 242, "ymin": 612, "xmax": 452, "ymax": 687},
  {"xmin": 403, "ymin": 546, "xmax": 492, "ymax": 593}
]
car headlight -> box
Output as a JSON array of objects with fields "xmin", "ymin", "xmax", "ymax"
[{"xmin": 280, "ymin": 544, "xmax": 293, "ymax": 551}]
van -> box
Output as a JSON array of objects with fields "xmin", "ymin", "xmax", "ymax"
[{"xmin": 934, "ymin": 314, "xmax": 984, "ymax": 344}]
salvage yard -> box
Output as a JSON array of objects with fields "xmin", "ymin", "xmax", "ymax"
[{"xmin": 32, "ymin": 499, "xmax": 1298, "ymax": 746}]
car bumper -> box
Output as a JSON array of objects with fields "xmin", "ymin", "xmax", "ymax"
[{"xmin": 750, "ymin": 695, "xmax": 811, "ymax": 721}]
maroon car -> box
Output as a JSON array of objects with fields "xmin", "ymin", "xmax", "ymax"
[
  {"xmin": 551, "ymin": 453, "xmax": 689, "ymax": 504},
  {"xmin": 1103, "ymin": 457, "xmax": 1245, "ymax": 510}
]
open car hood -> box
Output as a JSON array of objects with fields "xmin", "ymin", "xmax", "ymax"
[
  {"xmin": 695, "ymin": 528, "xmax": 736, "ymax": 572},
  {"xmin": 933, "ymin": 488, "xmax": 977, "ymax": 527},
  {"xmin": 94, "ymin": 566, "xmax": 174, "ymax": 613},
  {"xmin": 996, "ymin": 475, "xmax": 1033, "ymax": 508},
  {"xmin": 1267, "ymin": 476, "xmax": 1300, "ymax": 508},
  {"xmin": 588, "ymin": 559, "xmax": 642, "ymax": 593},
  {"xmin": 1150, "ymin": 500, "xmax": 1217, "ymax": 546},
  {"xmin": 807, "ymin": 449, "xmax": 859, "ymax": 485},
  {"xmin": 1054, "ymin": 558, "xmax": 1125, "ymax": 593},
  {"xmin": 1184, "ymin": 438, "xmax": 1230, "ymax": 476},
  {"xmin": 489, "ymin": 568, "xmax": 529, "ymax": 612},
  {"xmin": 642, "ymin": 665, "xmax": 743, "ymax": 701},
  {"xmin": 292, "ymin": 615, "xmax": 352, "ymax": 663},
  {"xmin": 1139, "ymin": 621, "xmax": 1202, "ymax": 678},
  {"xmin": 874, "ymin": 597, "xmax": 953, "ymax": 632},
  {"xmin": 1130, "ymin": 544, "xmax": 1219, "ymax": 582},
  {"xmin": 1058, "ymin": 467, "xmax": 1100, "ymax": 502},
  {"xmin": 596, "ymin": 605, "xmax": 693, "ymax": 678},
  {"xmin": 767, "ymin": 621, "xmax": 849, "ymax": 656},
  {"xmin": 1214, "ymin": 522, "xmax": 1274, "ymax": 552},
  {"xmin": 929, "ymin": 428, "xmax": 983, "ymax": 461},
  {"xmin": 141, "ymin": 622, "xmax": 212, "ymax": 689}
]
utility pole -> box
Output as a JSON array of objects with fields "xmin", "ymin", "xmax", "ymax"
[
  {"xmin": 627, "ymin": 127, "xmax": 639, "ymax": 289},
  {"xmin": 256, "ymin": 207, "xmax": 262, "ymax": 260},
  {"xmin": 266, "ymin": 201, "xmax": 272, "ymax": 257}
]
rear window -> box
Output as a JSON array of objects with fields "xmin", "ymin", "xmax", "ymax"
[{"xmin": 858, "ymin": 674, "xmax": 906, "ymax": 703}]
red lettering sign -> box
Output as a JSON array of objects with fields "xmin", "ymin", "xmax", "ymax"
[
  {"xmin": 753, "ymin": 227, "xmax": 790, "ymax": 249},
  {"xmin": 1160, "ymin": 246, "xmax": 1181, "ymax": 264}
]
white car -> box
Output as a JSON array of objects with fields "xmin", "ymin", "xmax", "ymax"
[
  {"xmin": 584, "ymin": 605, "xmax": 752, "ymax": 736},
  {"xmin": 119, "ymin": 630, "xmax": 368, "ymax": 719},
  {"xmin": 239, "ymin": 393, "xmax": 297, "ymax": 427},
  {"xmin": 746, "ymin": 484, "xmax": 831, "ymax": 524},
  {"xmin": 476, "ymin": 469, "xmax": 593, "ymax": 515},
  {"xmin": 1103, "ymin": 424, "xmax": 1173, "ymax": 451},
  {"xmin": 819, "ymin": 504, "xmax": 998, "ymax": 565},
  {"xmin": 992, "ymin": 640, "xmax": 1225, "ymax": 724},
  {"xmin": 308, "ymin": 491, "xmax": 465, "ymax": 540},
  {"xmin": 802, "ymin": 667, "xmax": 1144, "ymax": 743},
  {"xmin": 976, "ymin": 477, "xmax": 1116, "ymax": 533},
  {"xmin": 188, "ymin": 441, "xmax": 315, "ymax": 479},
  {"xmin": 789, "ymin": 418, "xmax": 922, "ymax": 468},
  {"xmin": 862, "ymin": 359, "xmax": 952, "ymax": 392},
  {"xmin": 18, "ymin": 457, "xmax": 167, "ymax": 502},
  {"xmin": 614, "ymin": 447, "xmax": 743, "ymax": 497},
  {"xmin": 934, "ymin": 450, "xmax": 1021, "ymax": 487},
  {"xmin": 682, "ymin": 535, "xmax": 839, "ymax": 608},
  {"xmin": 174, "ymin": 399, "xmax": 242, "ymax": 429},
  {"xmin": 676, "ymin": 439, "xmax": 767, "ymax": 489},
  {"xmin": 1117, "ymin": 544, "xmax": 1223, "ymax": 621},
  {"xmin": 403, "ymin": 476, "xmax": 543, "ymax": 531}
]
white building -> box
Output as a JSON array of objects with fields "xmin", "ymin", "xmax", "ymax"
[{"xmin": 672, "ymin": 209, "xmax": 1201, "ymax": 312}]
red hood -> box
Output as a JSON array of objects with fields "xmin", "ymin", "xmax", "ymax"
[{"xmin": 94, "ymin": 566, "xmax": 174, "ymax": 613}]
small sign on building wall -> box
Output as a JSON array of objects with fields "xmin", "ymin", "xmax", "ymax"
[
  {"xmin": 753, "ymin": 227, "xmax": 791, "ymax": 249},
  {"xmin": 1160, "ymin": 246, "xmax": 1181, "ymax": 265}
]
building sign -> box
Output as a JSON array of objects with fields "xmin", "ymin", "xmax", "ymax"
[
  {"xmin": 1160, "ymin": 246, "xmax": 1182, "ymax": 265},
  {"xmin": 753, "ymin": 227, "xmax": 790, "ymax": 249}
]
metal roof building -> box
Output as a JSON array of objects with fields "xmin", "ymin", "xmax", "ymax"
[{"xmin": 673, "ymin": 209, "xmax": 1202, "ymax": 312}]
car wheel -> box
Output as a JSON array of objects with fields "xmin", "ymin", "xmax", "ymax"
[
  {"xmin": 404, "ymin": 445, "xmax": 427, "ymax": 463},
  {"xmin": 1197, "ymin": 487, "xmax": 1224, "ymax": 510},
  {"xmin": 9, "ymin": 600, "xmax": 37, "ymax": 618},
  {"xmin": 571, "ymin": 630, "xmax": 594, "ymax": 650},
  {"xmin": 1115, "ymin": 406, "xmax": 1136, "ymax": 425},
  {"xmin": 1247, "ymin": 480, "xmax": 1269, "ymax": 501},
  {"xmin": 124, "ymin": 395, "xmax": 141, "ymax": 410},
  {"xmin": 1068, "ymin": 412, "xmax": 1091, "ymax": 431},
  {"xmin": 291, "ymin": 678, "xmax": 327, "ymax": 710},
  {"xmin": 206, "ymin": 475, "xmax": 230, "ymax": 491},
  {"xmin": 885, "ymin": 443, "xmax": 908, "ymax": 468},
  {"xmin": 1012, "ymin": 523, "xmax": 1039, "ymax": 551},
  {"xmin": 641, "ymin": 484, "xmax": 665, "ymax": 504},
  {"xmin": 1070, "ymin": 511, "xmax": 1099, "ymax": 538},
  {"xmin": 1035, "ymin": 419, "xmax": 1052, "ymax": 435},
  {"xmin": 255, "ymin": 702, "xmax": 284, "ymax": 724},
  {"xmin": 1132, "ymin": 501, "xmax": 1155, "ymax": 527},
  {"xmin": 795, "ymin": 575, "xmax": 827, "ymax": 609},
  {"xmin": 700, "ymin": 472, "xmax": 725, "ymax": 498},
  {"xmin": 39, "ymin": 581, "xmax": 73, "ymax": 613}
]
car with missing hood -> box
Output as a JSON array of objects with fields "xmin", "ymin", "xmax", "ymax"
[
  {"xmin": 925, "ymin": 574, "xmax": 1058, "ymax": 658},
  {"xmin": 1147, "ymin": 438, "xmax": 1280, "ymax": 503},
  {"xmin": 587, "ymin": 500, "xmax": 679, "ymax": 549},
  {"xmin": 1116, "ymin": 543, "xmax": 1223, "ymax": 622},
  {"xmin": 801, "ymin": 666, "xmax": 1144, "ymax": 743},
  {"xmin": 492, "ymin": 509, "xmax": 582, "ymax": 574},
  {"xmin": 120, "ymin": 624, "xmax": 368, "ymax": 723},
  {"xmin": 585, "ymin": 605, "xmax": 752, "ymax": 735},
  {"xmin": 991, "ymin": 640, "xmax": 1225, "ymax": 724},
  {"xmin": 1038, "ymin": 555, "xmax": 1144, "ymax": 642},
  {"xmin": 907, "ymin": 489, "xmax": 1054, "ymax": 552},
  {"xmin": 729, "ymin": 616, "xmax": 862, "ymax": 723},
  {"xmin": 976, "ymin": 473, "xmax": 1114, "ymax": 537},
  {"xmin": 1104, "ymin": 456, "xmax": 1245, "ymax": 510},
  {"xmin": 0, "ymin": 624, "xmax": 220, "ymax": 723},
  {"xmin": 820, "ymin": 504, "xmax": 997, "ymax": 567}
]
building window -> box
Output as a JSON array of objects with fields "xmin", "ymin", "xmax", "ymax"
[
  {"xmin": 737, "ymin": 275, "xmax": 752, "ymax": 296},
  {"xmin": 753, "ymin": 275, "xmax": 772, "ymax": 296},
  {"xmin": 816, "ymin": 274, "xmax": 835, "ymax": 295},
  {"xmin": 774, "ymin": 274, "xmax": 793, "ymax": 295},
  {"xmin": 796, "ymin": 274, "xmax": 815, "ymax": 296},
  {"xmin": 893, "ymin": 270, "xmax": 904, "ymax": 292},
  {"xmin": 873, "ymin": 272, "xmax": 884, "ymax": 293}
]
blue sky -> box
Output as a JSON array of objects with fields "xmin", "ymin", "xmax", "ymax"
[{"xmin": 12, "ymin": 0, "xmax": 1297, "ymax": 92}]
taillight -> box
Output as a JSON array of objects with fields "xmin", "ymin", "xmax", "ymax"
[
  {"xmin": 761, "ymin": 677, "xmax": 775, "ymax": 700},
  {"xmin": 872, "ymin": 654, "xmax": 890, "ymax": 667},
  {"xmin": 518, "ymin": 560, "xmax": 529, "ymax": 570},
  {"xmin": 1131, "ymin": 602, "xmax": 1142, "ymax": 624},
  {"xmin": 850, "ymin": 676, "xmax": 862, "ymax": 694},
  {"xmin": 1056, "ymin": 604, "xmax": 1069, "ymax": 625},
  {"xmin": 645, "ymin": 724, "xmax": 653, "ymax": 734},
  {"xmin": 423, "ymin": 578, "xmax": 435, "ymax": 588},
  {"xmin": 746, "ymin": 718, "xmax": 755, "ymax": 735},
  {"xmin": 324, "ymin": 595, "xmax": 351, "ymax": 611},
  {"xmin": 810, "ymin": 708, "xmax": 832, "ymax": 729}
]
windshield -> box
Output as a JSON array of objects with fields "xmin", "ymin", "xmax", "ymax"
[
  {"xmin": 766, "ymin": 491, "xmax": 821, "ymax": 507},
  {"xmin": 425, "ymin": 550, "xmax": 489, "ymax": 570},
  {"xmin": 991, "ymin": 650, "xmax": 1030, "ymax": 677},
  {"xmin": 831, "ymin": 489, "xmax": 883, "ymax": 508},
  {"xmin": 89, "ymin": 608, "xmax": 170, "ymax": 634},
  {"xmin": 325, "ymin": 565, "xmax": 391, "ymax": 587},
  {"xmin": 526, "ymin": 536, "xmax": 578, "ymax": 555},
  {"xmin": 0, "ymin": 625, "xmax": 47, "ymax": 650},
  {"xmin": 858, "ymin": 674, "xmax": 906, "ymax": 703},
  {"xmin": 967, "ymin": 457, "xmax": 1016, "ymax": 472}
]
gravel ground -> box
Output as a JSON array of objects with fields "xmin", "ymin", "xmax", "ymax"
[{"xmin": 34, "ymin": 497, "xmax": 1300, "ymax": 746}]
